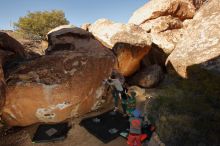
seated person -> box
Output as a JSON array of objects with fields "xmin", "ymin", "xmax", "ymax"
[{"xmin": 127, "ymin": 109, "xmax": 143, "ymax": 146}]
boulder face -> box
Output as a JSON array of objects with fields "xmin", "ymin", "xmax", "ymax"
[
  {"xmin": 3, "ymin": 30, "xmax": 48, "ymax": 58},
  {"xmin": 138, "ymin": 14, "xmax": 185, "ymax": 54},
  {"xmin": 140, "ymin": 15, "xmax": 183, "ymax": 33},
  {"xmin": 128, "ymin": 0, "xmax": 197, "ymax": 56},
  {"xmin": 0, "ymin": 32, "xmax": 25, "ymax": 74},
  {"xmin": 112, "ymin": 41, "xmax": 151, "ymax": 77},
  {"xmin": 128, "ymin": 0, "xmax": 196, "ymax": 25},
  {"xmin": 0, "ymin": 32, "xmax": 25, "ymax": 110},
  {"xmin": 89, "ymin": 19, "xmax": 152, "ymax": 76},
  {"xmin": 167, "ymin": 0, "xmax": 220, "ymax": 78},
  {"xmin": 141, "ymin": 44, "xmax": 168, "ymax": 70},
  {"xmin": 1, "ymin": 27, "xmax": 116, "ymax": 126},
  {"xmin": 128, "ymin": 65, "xmax": 164, "ymax": 88},
  {"xmin": 46, "ymin": 25, "xmax": 102, "ymax": 54},
  {"xmin": 150, "ymin": 29, "xmax": 185, "ymax": 54},
  {"xmin": 0, "ymin": 32, "xmax": 25, "ymax": 58},
  {"xmin": 89, "ymin": 19, "xmax": 151, "ymax": 48},
  {"xmin": 20, "ymin": 40, "xmax": 48, "ymax": 58}
]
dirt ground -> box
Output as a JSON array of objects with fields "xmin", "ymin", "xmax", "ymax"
[
  {"xmin": 0, "ymin": 109, "xmax": 127, "ymax": 146},
  {"xmin": 0, "ymin": 108, "xmax": 162, "ymax": 146},
  {"xmin": 29, "ymin": 124, "xmax": 127, "ymax": 146}
]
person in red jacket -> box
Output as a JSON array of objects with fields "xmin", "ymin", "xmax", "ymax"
[{"xmin": 127, "ymin": 109, "xmax": 143, "ymax": 146}]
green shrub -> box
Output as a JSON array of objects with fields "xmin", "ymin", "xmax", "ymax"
[{"xmin": 14, "ymin": 10, "xmax": 69, "ymax": 40}]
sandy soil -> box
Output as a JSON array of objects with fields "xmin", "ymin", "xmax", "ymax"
[
  {"xmin": 0, "ymin": 109, "xmax": 127, "ymax": 146},
  {"xmin": 0, "ymin": 108, "xmax": 163, "ymax": 146}
]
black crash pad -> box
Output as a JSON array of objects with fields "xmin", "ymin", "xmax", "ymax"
[
  {"xmin": 32, "ymin": 122, "xmax": 71, "ymax": 143},
  {"xmin": 80, "ymin": 110, "xmax": 129, "ymax": 143}
]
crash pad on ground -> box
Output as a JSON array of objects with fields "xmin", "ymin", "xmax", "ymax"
[
  {"xmin": 32, "ymin": 122, "xmax": 70, "ymax": 143},
  {"xmin": 80, "ymin": 110, "xmax": 129, "ymax": 143}
]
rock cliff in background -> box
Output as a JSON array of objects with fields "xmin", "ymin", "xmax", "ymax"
[
  {"xmin": 167, "ymin": 0, "xmax": 220, "ymax": 78},
  {"xmin": 0, "ymin": 32, "xmax": 25, "ymax": 109},
  {"xmin": 89, "ymin": 19, "xmax": 152, "ymax": 76},
  {"xmin": 1, "ymin": 27, "xmax": 116, "ymax": 126}
]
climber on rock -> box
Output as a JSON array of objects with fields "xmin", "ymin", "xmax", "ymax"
[{"xmin": 104, "ymin": 73, "xmax": 124, "ymax": 112}]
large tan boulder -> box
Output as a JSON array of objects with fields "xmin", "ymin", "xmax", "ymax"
[
  {"xmin": 47, "ymin": 25, "xmax": 106, "ymax": 54},
  {"xmin": 1, "ymin": 27, "xmax": 116, "ymax": 126},
  {"xmin": 89, "ymin": 19, "xmax": 152, "ymax": 76},
  {"xmin": 150, "ymin": 29, "xmax": 185, "ymax": 54},
  {"xmin": 128, "ymin": 0, "xmax": 196, "ymax": 56},
  {"xmin": 166, "ymin": 0, "xmax": 220, "ymax": 78},
  {"xmin": 139, "ymin": 15, "xmax": 184, "ymax": 54},
  {"xmin": 128, "ymin": 0, "xmax": 195, "ymax": 25},
  {"xmin": 140, "ymin": 15, "xmax": 183, "ymax": 33}
]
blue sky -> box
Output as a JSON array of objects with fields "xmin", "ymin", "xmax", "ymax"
[{"xmin": 0, "ymin": 0, "xmax": 147, "ymax": 30}]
